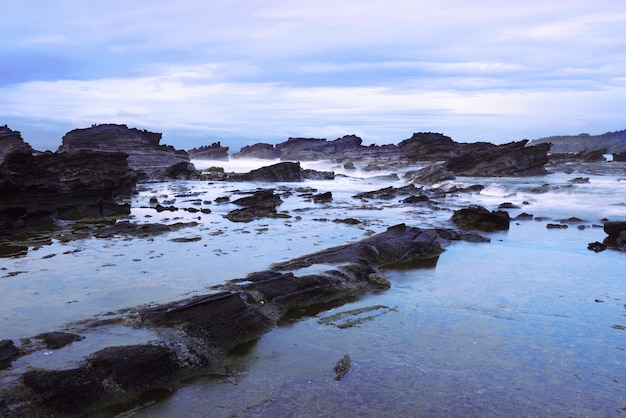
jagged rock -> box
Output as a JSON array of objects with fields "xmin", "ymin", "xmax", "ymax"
[
  {"xmin": 188, "ymin": 142, "xmax": 229, "ymax": 160},
  {"xmin": 405, "ymin": 162, "xmax": 456, "ymax": 185},
  {"xmin": 398, "ymin": 132, "xmax": 459, "ymax": 161},
  {"xmin": 529, "ymin": 130, "xmax": 626, "ymax": 154},
  {"xmin": 0, "ymin": 125, "xmax": 34, "ymax": 164},
  {"xmin": 276, "ymin": 135, "xmax": 363, "ymax": 160},
  {"xmin": 57, "ymin": 124, "xmax": 189, "ymax": 178},
  {"xmin": 452, "ymin": 205, "xmax": 510, "ymax": 231},
  {"xmin": 226, "ymin": 207, "xmax": 290, "ymax": 223},
  {"xmin": 231, "ymin": 143, "xmax": 279, "ymax": 159},
  {"xmin": 445, "ymin": 140, "xmax": 550, "ymax": 177},
  {"xmin": 0, "ymin": 151, "xmax": 135, "ymax": 235}
]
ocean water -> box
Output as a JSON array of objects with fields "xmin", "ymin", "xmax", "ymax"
[{"xmin": 1, "ymin": 159, "xmax": 625, "ymax": 416}]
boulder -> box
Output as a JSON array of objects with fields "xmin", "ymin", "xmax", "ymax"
[
  {"xmin": 231, "ymin": 190, "xmax": 283, "ymax": 208},
  {"xmin": 244, "ymin": 161, "xmax": 304, "ymax": 182},
  {"xmin": 603, "ymin": 221, "xmax": 626, "ymax": 239},
  {"xmin": 405, "ymin": 162, "xmax": 456, "ymax": 185},
  {"xmin": 58, "ymin": 124, "xmax": 190, "ymax": 178},
  {"xmin": 188, "ymin": 142, "xmax": 229, "ymax": 160},
  {"xmin": 452, "ymin": 205, "xmax": 510, "ymax": 231}
]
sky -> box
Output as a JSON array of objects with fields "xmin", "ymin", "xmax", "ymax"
[{"xmin": 2, "ymin": 0, "xmax": 626, "ymax": 151}]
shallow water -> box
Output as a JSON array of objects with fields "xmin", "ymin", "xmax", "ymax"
[{"xmin": 1, "ymin": 159, "xmax": 625, "ymax": 416}]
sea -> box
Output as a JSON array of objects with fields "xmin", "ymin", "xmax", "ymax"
[{"xmin": 1, "ymin": 158, "xmax": 625, "ymax": 417}]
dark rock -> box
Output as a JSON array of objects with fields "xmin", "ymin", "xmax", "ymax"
[
  {"xmin": 0, "ymin": 125, "xmax": 34, "ymax": 164},
  {"xmin": 141, "ymin": 292, "xmax": 273, "ymax": 348},
  {"xmin": 163, "ymin": 162, "xmax": 200, "ymax": 179},
  {"xmin": 546, "ymin": 223, "xmax": 568, "ymax": 229},
  {"xmin": 334, "ymin": 354, "xmax": 351, "ymax": 381},
  {"xmin": 513, "ymin": 213, "xmax": 534, "ymax": 220},
  {"xmin": 0, "ymin": 339, "xmax": 19, "ymax": 369},
  {"xmin": 402, "ymin": 194, "xmax": 431, "ymax": 204},
  {"xmin": 232, "ymin": 143, "xmax": 279, "ymax": 159},
  {"xmin": 617, "ymin": 231, "xmax": 626, "ymax": 250},
  {"xmin": 343, "ymin": 162, "xmax": 356, "ymax": 170},
  {"xmin": 22, "ymin": 365, "xmax": 107, "ymax": 415},
  {"xmin": 498, "ymin": 202, "xmax": 520, "ymax": 209},
  {"xmin": 231, "ymin": 190, "xmax": 283, "ymax": 208},
  {"xmin": 445, "ymin": 140, "xmax": 550, "ymax": 177},
  {"xmin": 312, "ymin": 191, "xmax": 333, "ymax": 203},
  {"xmin": 188, "ymin": 142, "xmax": 229, "ymax": 160},
  {"xmin": 242, "ymin": 162, "xmax": 304, "ymax": 182},
  {"xmin": 603, "ymin": 221, "xmax": 626, "ymax": 239},
  {"xmin": 226, "ymin": 207, "xmax": 290, "ymax": 223},
  {"xmin": 95, "ymin": 222, "xmax": 172, "ymax": 238},
  {"xmin": 0, "ymin": 151, "xmax": 135, "ymax": 235},
  {"xmin": 398, "ymin": 132, "xmax": 458, "ymax": 161},
  {"xmin": 303, "ymin": 169, "xmax": 335, "ymax": 180},
  {"xmin": 276, "ymin": 135, "xmax": 363, "ymax": 160},
  {"xmin": 333, "ymin": 217, "xmax": 361, "ymax": 225},
  {"xmin": 272, "ymin": 224, "xmax": 444, "ymax": 270},
  {"xmin": 35, "ymin": 332, "xmax": 84, "ymax": 349},
  {"xmin": 58, "ymin": 124, "xmax": 189, "ymax": 178},
  {"xmin": 353, "ymin": 184, "xmax": 419, "ymax": 200},
  {"xmin": 405, "ymin": 162, "xmax": 455, "ymax": 185},
  {"xmin": 588, "ymin": 242, "xmax": 607, "ymax": 252},
  {"xmin": 452, "ymin": 205, "xmax": 510, "ymax": 231},
  {"xmin": 569, "ymin": 177, "xmax": 590, "ymax": 184}
]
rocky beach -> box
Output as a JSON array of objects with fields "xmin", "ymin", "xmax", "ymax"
[{"xmin": 1, "ymin": 124, "xmax": 625, "ymax": 417}]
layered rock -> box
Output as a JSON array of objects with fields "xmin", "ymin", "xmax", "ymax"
[
  {"xmin": 188, "ymin": 142, "xmax": 229, "ymax": 160},
  {"xmin": 0, "ymin": 150, "xmax": 135, "ymax": 235},
  {"xmin": 1, "ymin": 224, "xmax": 459, "ymax": 416},
  {"xmin": 444, "ymin": 140, "xmax": 551, "ymax": 176},
  {"xmin": 58, "ymin": 124, "xmax": 190, "ymax": 177},
  {"xmin": 231, "ymin": 143, "xmax": 279, "ymax": 159},
  {"xmin": 0, "ymin": 125, "xmax": 34, "ymax": 163}
]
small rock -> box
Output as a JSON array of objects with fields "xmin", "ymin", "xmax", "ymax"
[{"xmin": 334, "ymin": 354, "xmax": 351, "ymax": 381}]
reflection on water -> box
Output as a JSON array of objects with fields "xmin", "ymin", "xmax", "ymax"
[{"xmin": 1, "ymin": 159, "xmax": 625, "ymax": 416}]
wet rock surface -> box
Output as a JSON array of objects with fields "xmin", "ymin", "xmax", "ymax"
[
  {"xmin": 0, "ymin": 224, "xmax": 462, "ymax": 416},
  {"xmin": 452, "ymin": 205, "xmax": 511, "ymax": 231}
]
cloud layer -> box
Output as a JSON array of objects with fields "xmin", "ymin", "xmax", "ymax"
[{"xmin": 2, "ymin": 0, "xmax": 626, "ymax": 150}]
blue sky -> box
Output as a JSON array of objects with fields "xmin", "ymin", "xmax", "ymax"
[{"xmin": 2, "ymin": 0, "xmax": 626, "ymax": 151}]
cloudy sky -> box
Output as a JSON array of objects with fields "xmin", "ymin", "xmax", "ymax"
[{"xmin": 2, "ymin": 1, "xmax": 626, "ymax": 151}]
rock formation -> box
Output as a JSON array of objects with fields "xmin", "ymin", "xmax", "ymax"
[
  {"xmin": 0, "ymin": 125, "xmax": 34, "ymax": 164},
  {"xmin": 188, "ymin": 142, "xmax": 229, "ymax": 160},
  {"xmin": 57, "ymin": 124, "xmax": 190, "ymax": 177},
  {"xmin": 451, "ymin": 205, "xmax": 510, "ymax": 231},
  {"xmin": 444, "ymin": 140, "xmax": 551, "ymax": 177},
  {"xmin": 231, "ymin": 143, "xmax": 279, "ymax": 159},
  {"xmin": 0, "ymin": 224, "xmax": 461, "ymax": 416},
  {"xmin": 0, "ymin": 150, "xmax": 135, "ymax": 235}
]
